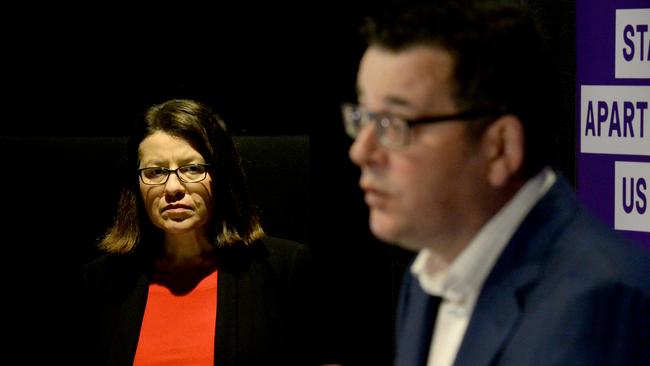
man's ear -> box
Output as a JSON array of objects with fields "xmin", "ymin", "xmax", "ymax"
[{"xmin": 482, "ymin": 114, "xmax": 524, "ymax": 187}]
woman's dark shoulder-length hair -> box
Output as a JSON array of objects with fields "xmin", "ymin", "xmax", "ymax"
[{"xmin": 99, "ymin": 98, "xmax": 264, "ymax": 254}]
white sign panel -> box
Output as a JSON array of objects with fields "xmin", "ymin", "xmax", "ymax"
[
  {"xmin": 615, "ymin": 9, "xmax": 650, "ymax": 79},
  {"xmin": 580, "ymin": 85, "xmax": 650, "ymax": 155},
  {"xmin": 615, "ymin": 161, "xmax": 650, "ymax": 232}
]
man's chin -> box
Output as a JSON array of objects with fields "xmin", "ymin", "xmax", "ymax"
[
  {"xmin": 369, "ymin": 215, "xmax": 399, "ymax": 244},
  {"xmin": 369, "ymin": 217, "xmax": 423, "ymax": 252}
]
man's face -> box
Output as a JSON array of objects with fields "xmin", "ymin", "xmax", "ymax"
[{"xmin": 350, "ymin": 45, "xmax": 488, "ymax": 254}]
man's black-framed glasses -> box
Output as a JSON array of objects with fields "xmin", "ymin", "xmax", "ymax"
[
  {"xmin": 137, "ymin": 164, "xmax": 211, "ymax": 185},
  {"xmin": 341, "ymin": 103, "xmax": 489, "ymax": 149}
]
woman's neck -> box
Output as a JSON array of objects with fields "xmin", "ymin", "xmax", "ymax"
[{"xmin": 154, "ymin": 233, "xmax": 217, "ymax": 273}]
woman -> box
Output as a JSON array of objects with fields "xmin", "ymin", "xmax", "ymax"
[{"xmin": 80, "ymin": 99, "xmax": 319, "ymax": 365}]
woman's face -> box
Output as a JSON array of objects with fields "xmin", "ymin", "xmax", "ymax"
[{"xmin": 138, "ymin": 131, "xmax": 213, "ymax": 235}]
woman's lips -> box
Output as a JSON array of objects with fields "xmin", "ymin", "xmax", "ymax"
[{"xmin": 162, "ymin": 204, "xmax": 192, "ymax": 213}]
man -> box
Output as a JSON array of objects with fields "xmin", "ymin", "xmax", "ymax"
[{"xmin": 341, "ymin": 1, "xmax": 650, "ymax": 365}]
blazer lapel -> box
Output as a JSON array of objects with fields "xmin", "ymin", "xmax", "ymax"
[
  {"xmin": 215, "ymin": 265, "xmax": 238, "ymax": 366},
  {"xmin": 394, "ymin": 273, "xmax": 442, "ymax": 366},
  {"xmin": 452, "ymin": 265, "xmax": 535, "ymax": 366},
  {"xmin": 107, "ymin": 272, "xmax": 149, "ymax": 365},
  {"xmin": 453, "ymin": 176, "xmax": 578, "ymax": 366},
  {"xmin": 214, "ymin": 244, "xmax": 272, "ymax": 366}
]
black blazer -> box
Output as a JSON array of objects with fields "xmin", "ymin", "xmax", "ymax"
[{"xmin": 78, "ymin": 236, "xmax": 319, "ymax": 366}]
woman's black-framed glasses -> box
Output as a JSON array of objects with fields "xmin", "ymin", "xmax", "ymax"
[{"xmin": 137, "ymin": 164, "xmax": 211, "ymax": 185}]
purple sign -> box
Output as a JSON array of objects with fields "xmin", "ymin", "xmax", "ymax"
[{"xmin": 576, "ymin": 0, "xmax": 650, "ymax": 251}]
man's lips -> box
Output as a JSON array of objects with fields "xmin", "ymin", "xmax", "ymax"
[{"xmin": 360, "ymin": 184, "xmax": 389, "ymax": 207}]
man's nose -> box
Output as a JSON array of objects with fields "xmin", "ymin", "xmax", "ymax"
[{"xmin": 349, "ymin": 122, "xmax": 381, "ymax": 167}]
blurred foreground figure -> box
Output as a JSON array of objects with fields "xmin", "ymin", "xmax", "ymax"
[{"xmin": 342, "ymin": 1, "xmax": 650, "ymax": 365}]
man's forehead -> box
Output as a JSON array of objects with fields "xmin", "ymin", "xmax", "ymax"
[{"xmin": 357, "ymin": 45, "xmax": 457, "ymax": 113}]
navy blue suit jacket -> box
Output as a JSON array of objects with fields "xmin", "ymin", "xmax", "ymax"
[{"xmin": 395, "ymin": 175, "xmax": 650, "ymax": 366}]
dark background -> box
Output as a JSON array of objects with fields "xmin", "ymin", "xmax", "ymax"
[{"xmin": 3, "ymin": 1, "xmax": 574, "ymax": 364}]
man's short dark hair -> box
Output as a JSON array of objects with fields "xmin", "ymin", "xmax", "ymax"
[{"xmin": 361, "ymin": 0, "xmax": 562, "ymax": 178}]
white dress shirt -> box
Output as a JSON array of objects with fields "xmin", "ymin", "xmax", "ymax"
[{"xmin": 411, "ymin": 168, "xmax": 556, "ymax": 366}]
